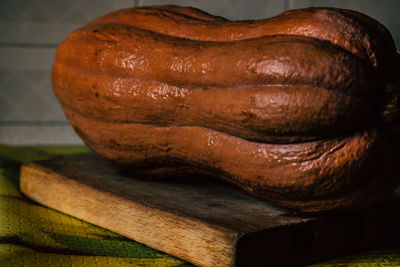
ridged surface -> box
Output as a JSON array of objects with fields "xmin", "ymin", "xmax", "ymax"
[{"xmin": 52, "ymin": 6, "xmax": 400, "ymax": 212}]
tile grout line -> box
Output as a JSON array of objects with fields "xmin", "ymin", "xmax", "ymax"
[
  {"xmin": 0, "ymin": 43, "xmax": 58, "ymax": 49},
  {"xmin": 0, "ymin": 121, "xmax": 70, "ymax": 126}
]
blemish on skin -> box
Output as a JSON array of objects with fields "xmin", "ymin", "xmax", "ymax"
[
  {"xmin": 94, "ymin": 48, "xmax": 102, "ymax": 56},
  {"xmin": 170, "ymin": 56, "xmax": 193, "ymax": 72},
  {"xmin": 254, "ymin": 59, "xmax": 286, "ymax": 75},
  {"xmin": 207, "ymin": 132, "xmax": 217, "ymax": 146},
  {"xmin": 119, "ymin": 54, "xmax": 149, "ymax": 71},
  {"xmin": 110, "ymin": 78, "xmax": 134, "ymax": 97},
  {"xmin": 254, "ymin": 148, "xmax": 268, "ymax": 158},
  {"xmin": 179, "ymin": 104, "xmax": 191, "ymax": 109},
  {"xmin": 146, "ymin": 83, "xmax": 187, "ymax": 100},
  {"xmin": 200, "ymin": 63, "xmax": 209, "ymax": 74}
]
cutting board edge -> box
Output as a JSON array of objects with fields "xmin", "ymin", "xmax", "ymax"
[
  {"xmin": 20, "ymin": 161, "xmax": 240, "ymax": 267},
  {"xmin": 19, "ymin": 157, "xmax": 400, "ymax": 267}
]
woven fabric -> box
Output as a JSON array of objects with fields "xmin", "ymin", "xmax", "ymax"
[{"xmin": 0, "ymin": 144, "xmax": 399, "ymax": 266}]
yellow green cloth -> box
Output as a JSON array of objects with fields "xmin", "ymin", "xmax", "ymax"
[{"xmin": 0, "ymin": 144, "xmax": 399, "ymax": 266}]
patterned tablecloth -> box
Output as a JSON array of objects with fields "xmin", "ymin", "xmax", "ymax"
[{"xmin": 1, "ymin": 144, "xmax": 400, "ymax": 266}]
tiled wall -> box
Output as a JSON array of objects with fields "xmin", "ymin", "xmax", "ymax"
[{"xmin": 1, "ymin": 0, "xmax": 399, "ymax": 145}]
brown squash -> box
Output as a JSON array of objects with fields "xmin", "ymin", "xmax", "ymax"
[{"xmin": 52, "ymin": 6, "xmax": 400, "ymax": 212}]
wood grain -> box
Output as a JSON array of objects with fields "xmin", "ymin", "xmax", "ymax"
[{"xmin": 20, "ymin": 155, "xmax": 400, "ymax": 267}]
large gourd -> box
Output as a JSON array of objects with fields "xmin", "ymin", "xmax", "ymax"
[{"xmin": 52, "ymin": 6, "xmax": 400, "ymax": 212}]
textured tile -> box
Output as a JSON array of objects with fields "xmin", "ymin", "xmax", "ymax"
[
  {"xmin": 0, "ymin": 0, "xmax": 34, "ymax": 21},
  {"xmin": 76, "ymin": 0, "xmax": 131, "ymax": 22},
  {"xmin": 20, "ymin": 92, "xmax": 53, "ymax": 121},
  {"xmin": 113, "ymin": 0, "xmax": 135, "ymax": 9},
  {"xmin": 0, "ymin": 125, "xmax": 83, "ymax": 145},
  {"xmin": 0, "ymin": 66, "xmax": 67, "ymax": 122},
  {"xmin": 0, "ymin": 70, "xmax": 35, "ymax": 106},
  {"xmin": 0, "ymin": 0, "xmax": 135, "ymax": 44},
  {"xmin": 136, "ymin": 0, "xmax": 285, "ymax": 20},
  {"xmin": 0, "ymin": 47, "xmax": 55, "ymax": 70},
  {"xmin": 20, "ymin": 2, "xmax": 53, "ymax": 23},
  {"xmin": 0, "ymin": 21, "xmax": 81, "ymax": 44},
  {"xmin": 2, "ymin": 104, "xmax": 30, "ymax": 121},
  {"xmin": 45, "ymin": 101, "xmax": 68, "ymax": 121},
  {"xmin": 61, "ymin": 7, "xmax": 90, "ymax": 24},
  {"xmin": 35, "ymin": 81, "xmax": 68, "ymax": 121},
  {"xmin": 0, "ymin": 97, "xmax": 12, "ymax": 120},
  {"xmin": 35, "ymin": 76, "xmax": 53, "ymax": 98},
  {"xmin": 0, "ymin": 69, "xmax": 12, "ymax": 86},
  {"xmin": 39, "ymin": 0, "xmax": 72, "ymax": 22},
  {"xmin": 23, "ymin": 70, "xmax": 49, "ymax": 85}
]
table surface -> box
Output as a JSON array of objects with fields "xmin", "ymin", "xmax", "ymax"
[{"xmin": 1, "ymin": 144, "xmax": 400, "ymax": 267}]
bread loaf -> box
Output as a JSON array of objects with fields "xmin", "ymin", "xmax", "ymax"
[{"xmin": 52, "ymin": 6, "xmax": 400, "ymax": 212}]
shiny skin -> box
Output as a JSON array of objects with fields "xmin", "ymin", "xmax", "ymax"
[{"xmin": 52, "ymin": 6, "xmax": 400, "ymax": 212}]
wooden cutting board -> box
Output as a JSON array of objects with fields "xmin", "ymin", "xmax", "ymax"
[{"xmin": 20, "ymin": 154, "xmax": 400, "ymax": 267}]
